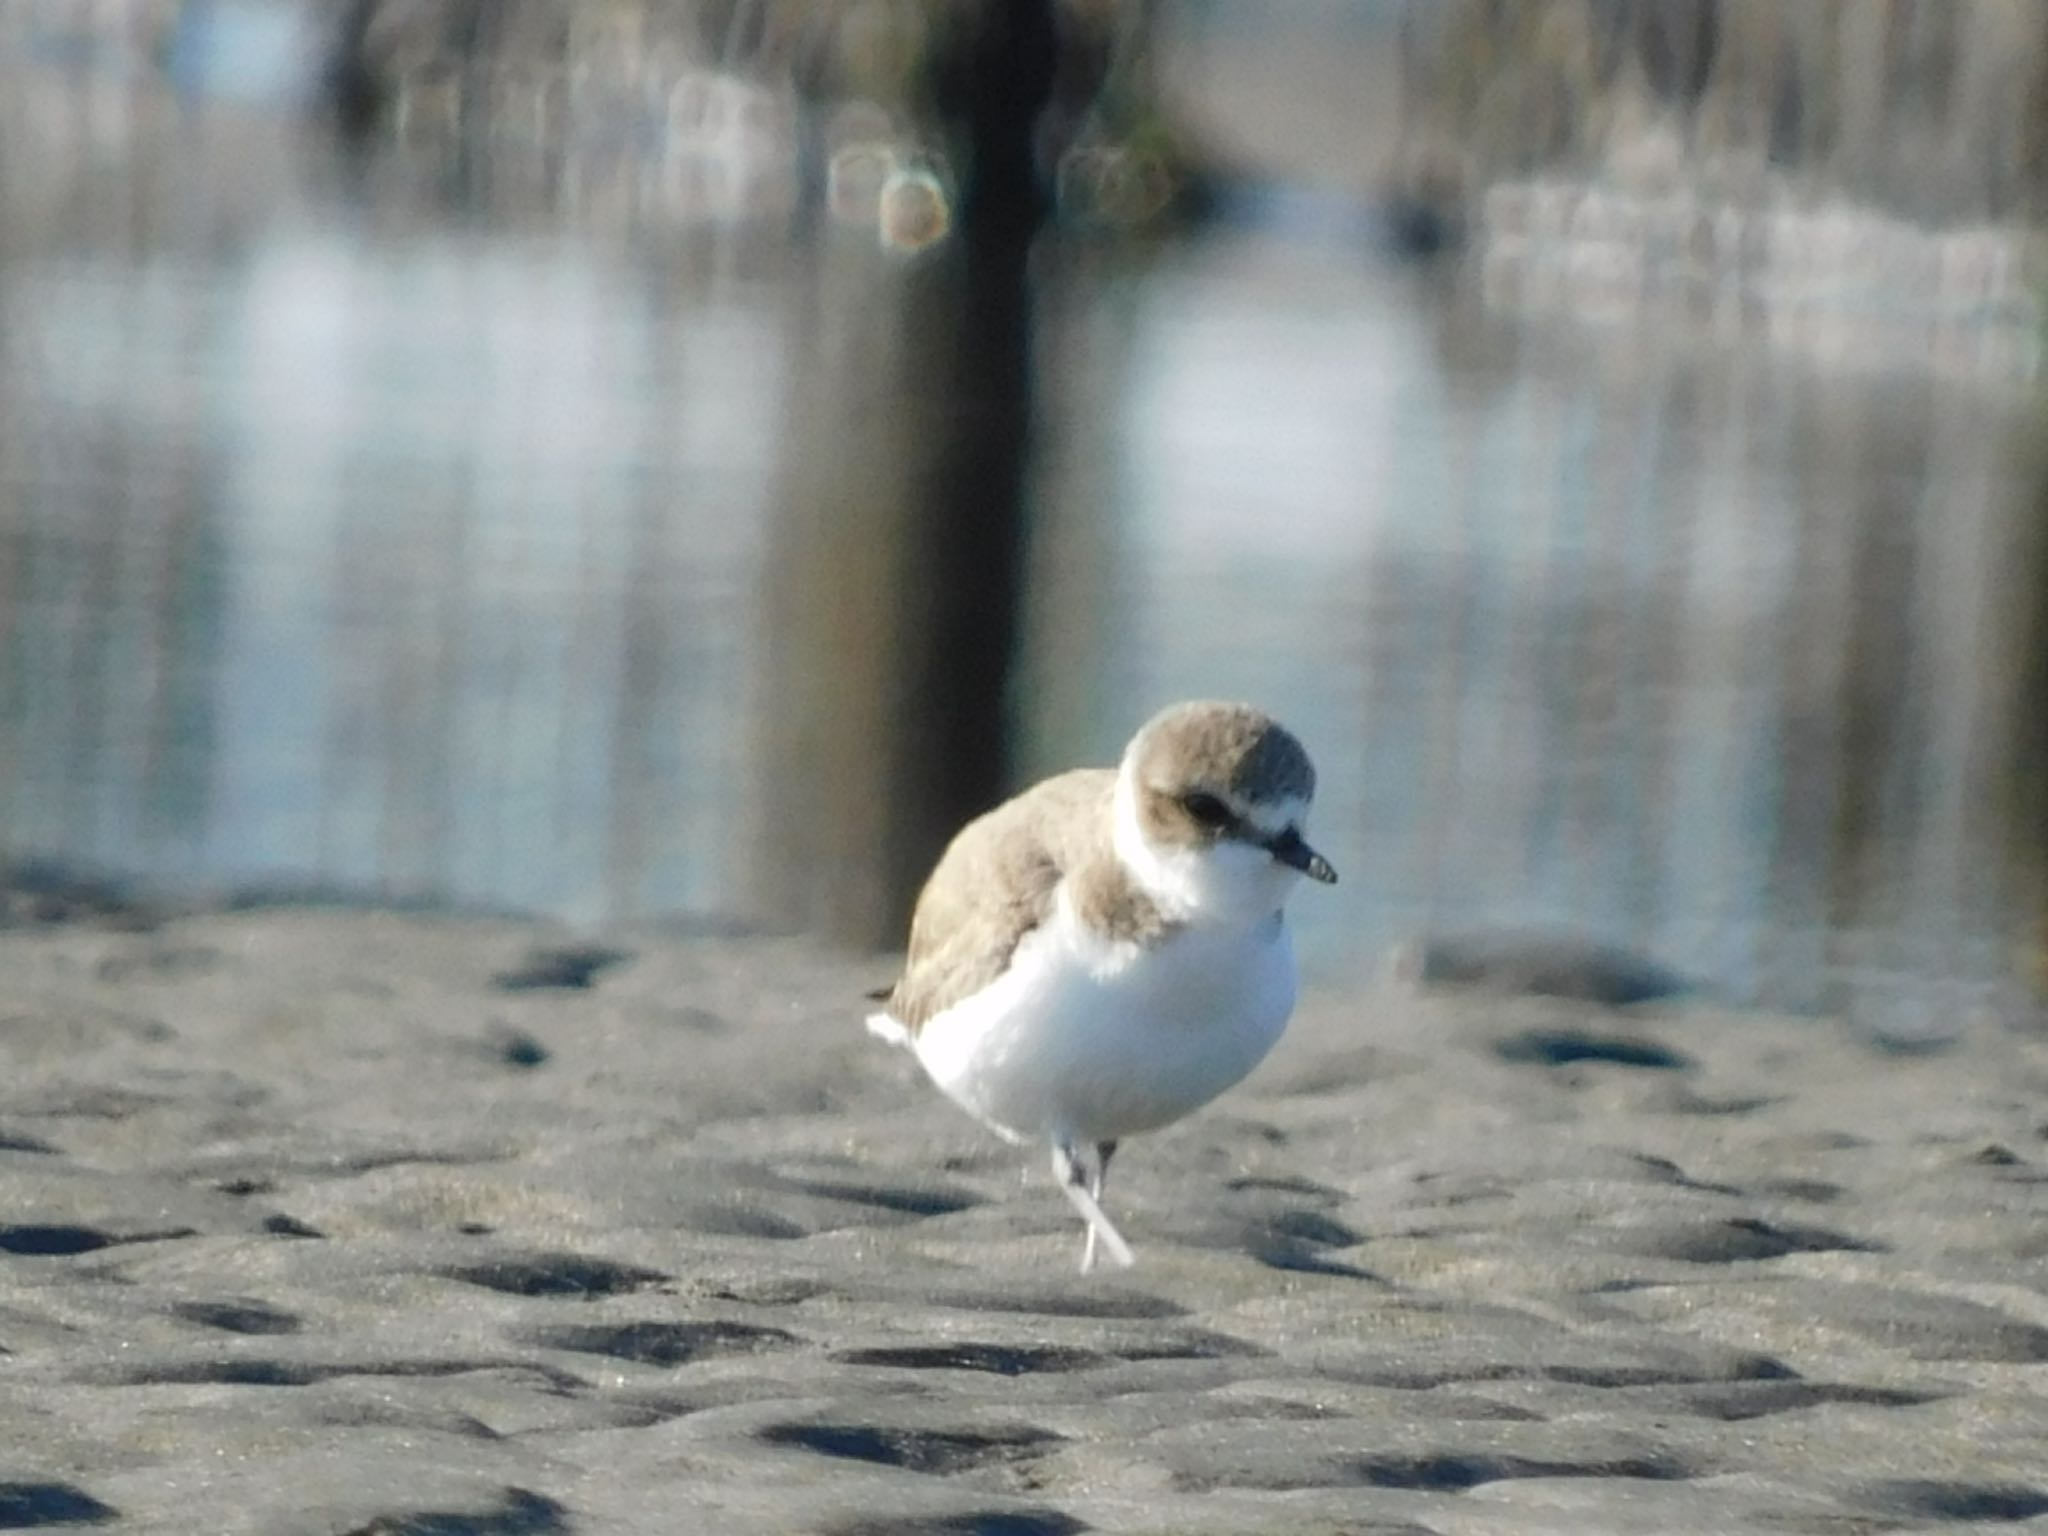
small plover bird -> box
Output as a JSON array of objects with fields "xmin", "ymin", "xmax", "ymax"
[{"xmin": 867, "ymin": 700, "xmax": 1336, "ymax": 1271}]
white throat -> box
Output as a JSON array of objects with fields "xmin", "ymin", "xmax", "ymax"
[{"xmin": 1111, "ymin": 769, "xmax": 1304, "ymax": 928}]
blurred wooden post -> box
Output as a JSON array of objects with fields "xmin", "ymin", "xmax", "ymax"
[
  {"xmin": 325, "ymin": 0, "xmax": 385, "ymax": 139},
  {"xmin": 885, "ymin": 0, "xmax": 1061, "ymax": 924},
  {"xmin": 745, "ymin": 0, "xmax": 1061, "ymax": 947}
]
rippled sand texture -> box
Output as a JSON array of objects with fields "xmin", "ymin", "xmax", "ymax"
[{"xmin": 4, "ymin": 909, "xmax": 2047, "ymax": 1534}]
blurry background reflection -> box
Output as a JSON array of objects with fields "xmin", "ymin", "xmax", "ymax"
[{"xmin": 1, "ymin": 0, "xmax": 2043, "ymax": 1029}]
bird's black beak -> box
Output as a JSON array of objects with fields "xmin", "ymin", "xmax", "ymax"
[{"xmin": 1268, "ymin": 827, "xmax": 1337, "ymax": 885}]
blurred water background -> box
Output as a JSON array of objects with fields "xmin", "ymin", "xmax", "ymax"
[{"xmin": 1, "ymin": 0, "xmax": 2044, "ymax": 1030}]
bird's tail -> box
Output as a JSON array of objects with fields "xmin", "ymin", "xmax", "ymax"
[{"xmin": 864, "ymin": 1011, "xmax": 912, "ymax": 1048}]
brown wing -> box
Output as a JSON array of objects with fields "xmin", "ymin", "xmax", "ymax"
[{"xmin": 878, "ymin": 769, "xmax": 1115, "ymax": 1033}]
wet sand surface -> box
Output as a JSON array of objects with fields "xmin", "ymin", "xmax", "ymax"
[{"xmin": 4, "ymin": 906, "xmax": 2047, "ymax": 1534}]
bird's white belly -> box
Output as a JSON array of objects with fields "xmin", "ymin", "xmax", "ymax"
[{"xmin": 910, "ymin": 906, "xmax": 1298, "ymax": 1144}]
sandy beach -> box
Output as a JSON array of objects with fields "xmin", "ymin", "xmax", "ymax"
[{"xmin": 4, "ymin": 900, "xmax": 2047, "ymax": 1535}]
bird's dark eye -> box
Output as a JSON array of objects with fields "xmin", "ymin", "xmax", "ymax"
[{"xmin": 1179, "ymin": 791, "xmax": 1233, "ymax": 829}]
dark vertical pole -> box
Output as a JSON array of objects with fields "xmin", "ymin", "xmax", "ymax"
[
  {"xmin": 743, "ymin": 0, "xmax": 1066, "ymax": 946},
  {"xmin": 324, "ymin": 0, "xmax": 386, "ymax": 141},
  {"xmin": 886, "ymin": 0, "xmax": 1061, "ymax": 927},
  {"xmin": 2013, "ymin": 445, "xmax": 2048, "ymax": 949}
]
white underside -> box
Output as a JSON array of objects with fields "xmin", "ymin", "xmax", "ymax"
[{"xmin": 875, "ymin": 890, "xmax": 1299, "ymax": 1147}]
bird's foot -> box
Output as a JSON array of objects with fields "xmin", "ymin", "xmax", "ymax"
[{"xmin": 1054, "ymin": 1140, "xmax": 1134, "ymax": 1271}]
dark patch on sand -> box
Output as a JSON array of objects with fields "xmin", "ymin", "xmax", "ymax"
[
  {"xmin": 1834, "ymin": 1291, "xmax": 2048, "ymax": 1362},
  {"xmin": 1541, "ymin": 1355, "xmax": 1793, "ymax": 1388},
  {"xmin": 1495, "ymin": 1029, "xmax": 1690, "ymax": 1070},
  {"xmin": 1670, "ymin": 1380, "xmax": 1943, "ymax": 1420},
  {"xmin": 821, "ymin": 1513, "xmax": 1088, "ymax": 1536},
  {"xmin": 111, "ymin": 1357, "xmax": 587, "ymax": 1391},
  {"xmin": 1587, "ymin": 1278, "xmax": 1667, "ymax": 1295},
  {"xmin": 529, "ymin": 1320, "xmax": 798, "ymax": 1366},
  {"xmin": 1173, "ymin": 1206, "xmax": 1378, "ymax": 1278},
  {"xmin": 1666, "ymin": 1089, "xmax": 1779, "ymax": 1115},
  {"xmin": 1625, "ymin": 1152, "xmax": 1742, "ymax": 1195},
  {"xmin": 833, "ymin": 1343, "xmax": 1104, "ymax": 1376},
  {"xmin": 0, "ymin": 859, "xmax": 164, "ymax": 931},
  {"xmin": 492, "ymin": 946, "xmax": 630, "ymax": 991},
  {"xmin": 1242, "ymin": 1208, "xmax": 1380, "ymax": 1279},
  {"xmin": 1228, "ymin": 1212, "xmax": 1376, "ymax": 1277},
  {"xmin": 173, "ymin": 1299, "xmax": 302, "ymax": 1335},
  {"xmin": 8, "ymin": 1085, "xmax": 169, "ymax": 1120},
  {"xmin": 1862, "ymin": 1031, "xmax": 1960, "ymax": 1059},
  {"xmin": 925, "ymin": 1287, "xmax": 1188, "ymax": 1321},
  {"xmin": 1344, "ymin": 1450, "xmax": 1693, "ymax": 1491},
  {"xmin": 1758, "ymin": 1178, "xmax": 1845, "ymax": 1203},
  {"xmin": 263, "ymin": 1214, "xmax": 325, "ymax": 1238},
  {"xmin": 1859, "ymin": 1481, "xmax": 2048, "ymax": 1522},
  {"xmin": 444, "ymin": 1254, "xmax": 669, "ymax": 1298},
  {"xmin": 1180, "ymin": 1449, "xmax": 1693, "ymax": 1494},
  {"xmin": 1410, "ymin": 931, "xmax": 1693, "ymax": 1006},
  {"xmin": 0, "ymin": 1223, "xmax": 195, "ymax": 1255},
  {"xmin": 776, "ymin": 1175, "xmax": 983, "ymax": 1217},
  {"xmin": 1112, "ymin": 1329, "xmax": 1268, "ymax": 1362},
  {"xmin": 93, "ymin": 945, "xmax": 220, "ymax": 982},
  {"xmin": 704, "ymin": 1277, "xmax": 830, "ymax": 1307},
  {"xmin": 759, "ymin": 1422, "xmax": 1062, "ymax": 1475},
  {"xmin": 1639, "ymin": 1216, "xmax": 1877, "ymax": 1264},
  {"xmin": 671, "ymin": 1203, "xmax": 809, "ymax": 1240},
  {"xmin": 1339, "ymin": 1363, "xmax": 1523, "ymax": 1391},
  {"xmin": 0, "ymin": 1224, "xmax": 115, "ymax": 1256},
  {"xmin": 124, "ymin": 1359, "xmax": 318, "ymax": 1387},
  {"xmin": 1260, "ymin": 1209, "xmax": 1361, "ymax": 1249},
  {"xmin": 1253, "ymin": 1247, "xmax": 1380, "ymax": 1279},
  {"xmin": 0, "ymin": 1482, "xmax": 118, "ymax": 1528},
  {"xmin": 338, "ymin": 1486, "xmax": 570, "ymax": 1535},
  {"xmin": 0, "ymin": 1129, "xmax": 58, "ymax": 1155},
  {"xmin": 320, "ymin": 1148, "xmax": 515, "ymax": 1177},
  {"xmin": 488, "ymin": 1028, "xmax": 549, "ymax": 1068},
  {"xmin": 1223, "ymin": 1174, "xmax": 1346, "ymax": 1203}
]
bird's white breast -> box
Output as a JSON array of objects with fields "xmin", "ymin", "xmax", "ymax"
[{"xmin": 906, "ymin": 889, "xmax": 1298, "ymax": 1145}]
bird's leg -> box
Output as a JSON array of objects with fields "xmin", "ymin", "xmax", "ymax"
[
  {"xmin": 1053, "ymin": 1139, "xmax": 1134, "ymax": 1273},
  {"xmin": 1080, "ymin": 1140, "xmax": 1119, "ymax": 1272}
]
